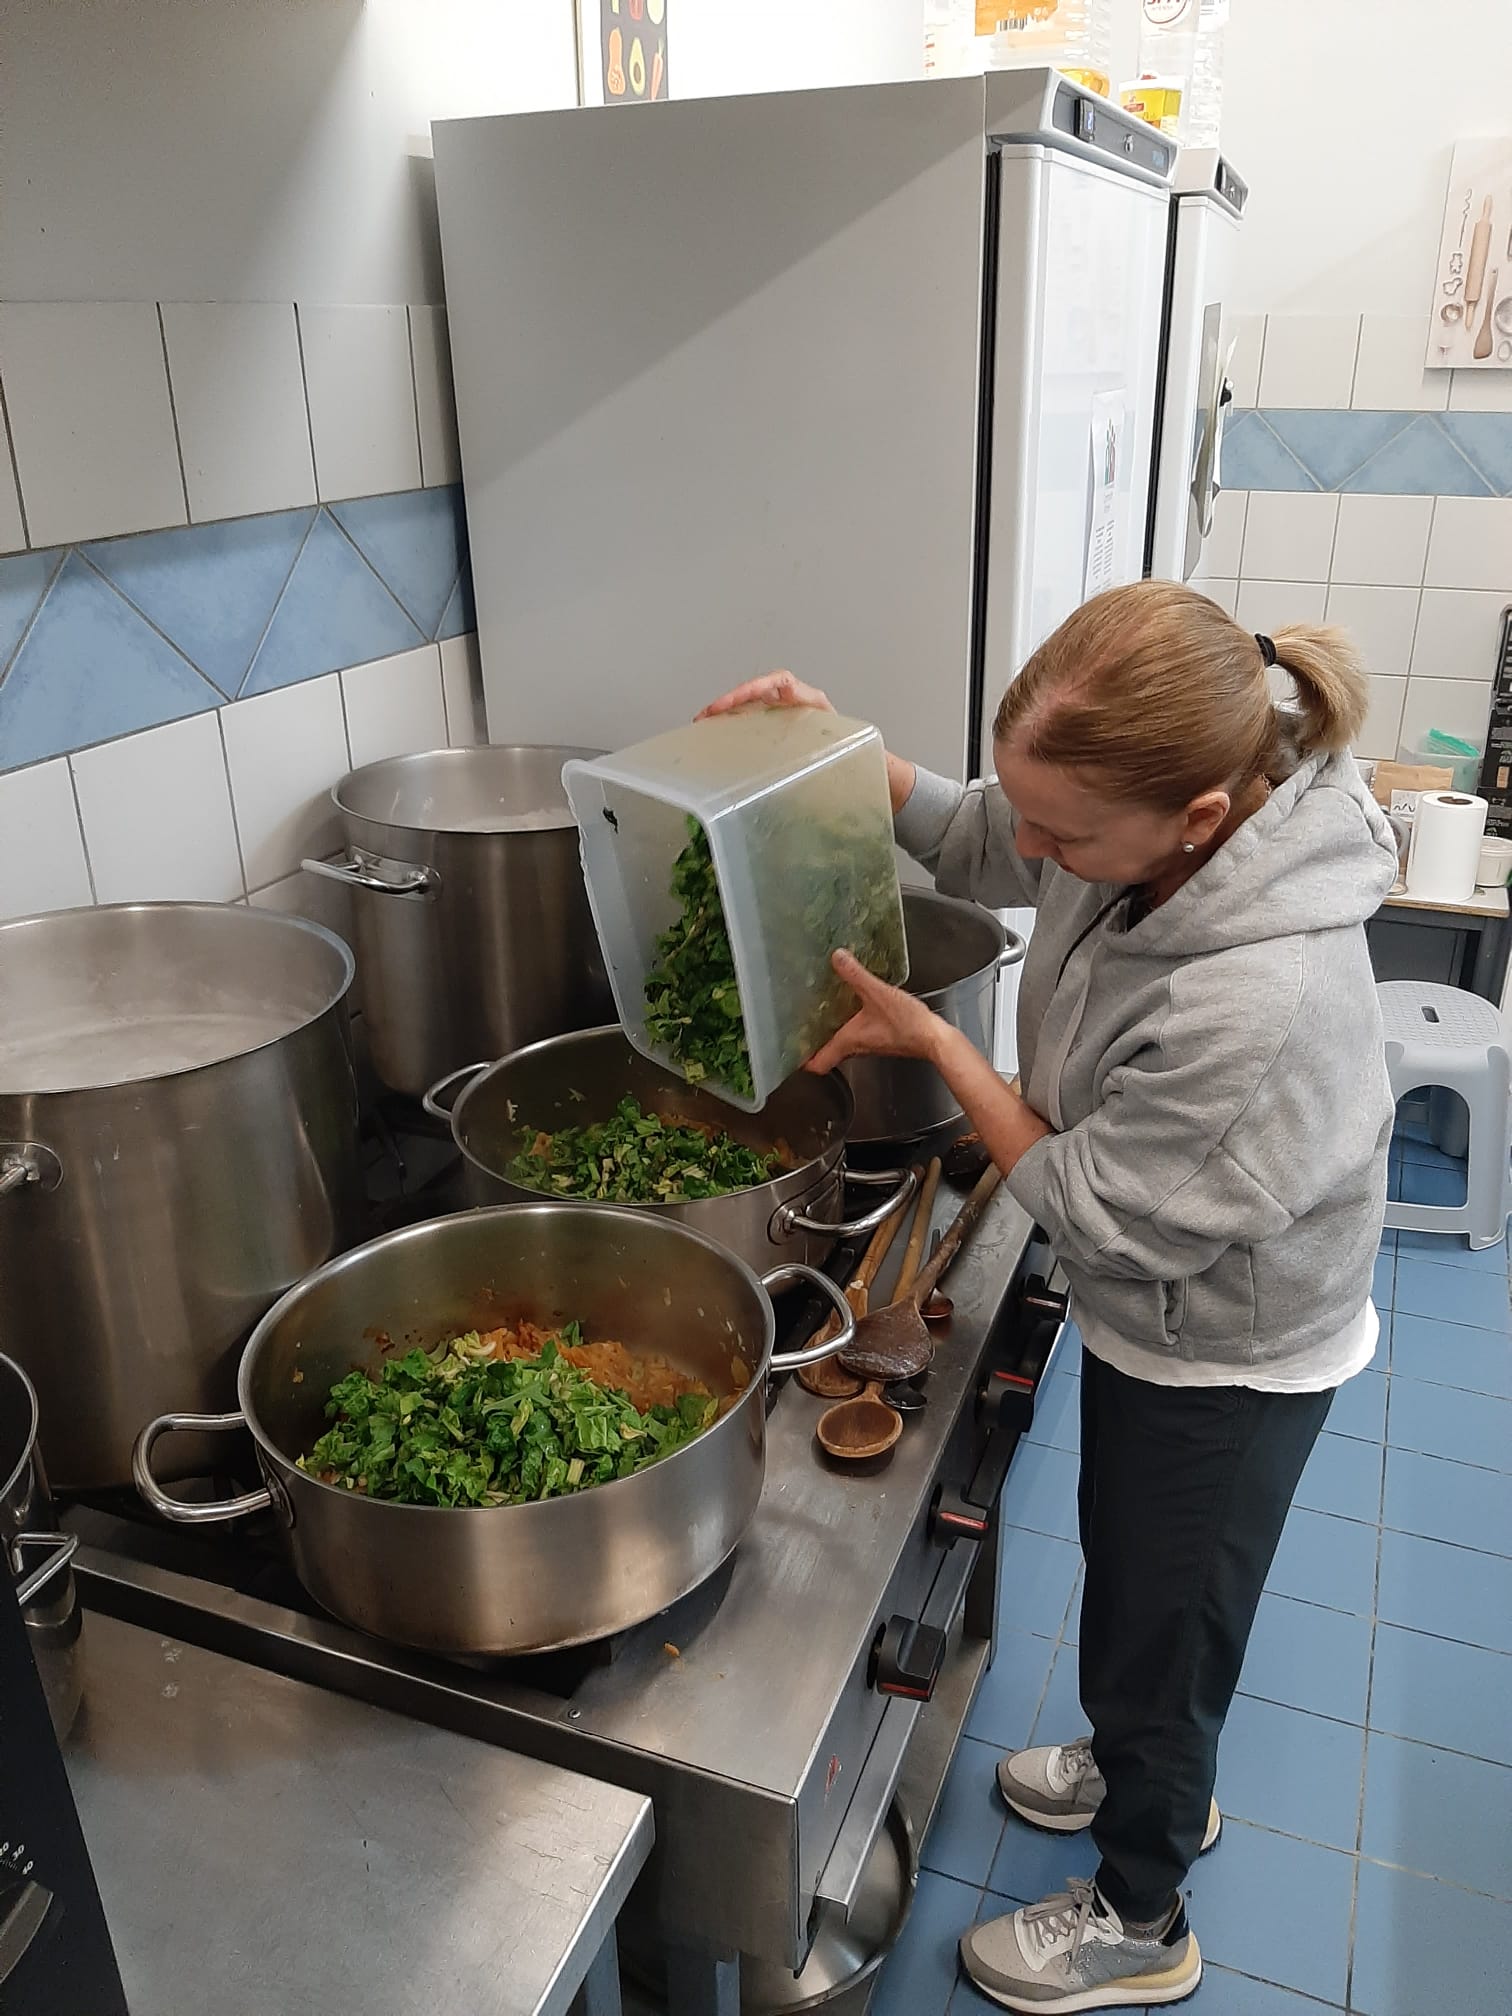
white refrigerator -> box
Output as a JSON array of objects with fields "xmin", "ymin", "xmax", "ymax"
[
  {"xmin": 434, "ymin": 71, "xmax": 1175, "ymax": 1071},
  {"xmin": 1146, "ymin": 147, "xmax": 1249, "ymax": 584}
]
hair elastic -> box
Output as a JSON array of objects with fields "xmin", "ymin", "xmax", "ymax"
[{"xmin": 1255, "ymin": 633, "xmax": 1277, "ymax": 668}]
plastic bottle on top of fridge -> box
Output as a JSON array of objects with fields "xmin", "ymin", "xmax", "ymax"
[
  {"xmin": 978, "ymin": 2, "xmax": 1114, "ymax": 98},
  {"xmin": 1186, "ymin": 0, "xmax": 1230, "ymax": 148},
  {"xmin": 1135, "ymin": 0, "xmax": 1229, "ymax": 145}
]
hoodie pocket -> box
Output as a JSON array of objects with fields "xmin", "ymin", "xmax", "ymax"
[{"xmin": 1162, "ymin": 1278, "xmax": 1188, "ymax": 1347}]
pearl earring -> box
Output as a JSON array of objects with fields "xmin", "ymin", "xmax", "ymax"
[{"xmin": 1183, "ymin": 843, "xmax": 1196, "ymax": 854}]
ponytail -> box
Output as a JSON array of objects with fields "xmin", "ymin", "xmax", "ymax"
[{"xmin": 1271, "ymin": 625, "xmax": 1370, "ymax": 758}]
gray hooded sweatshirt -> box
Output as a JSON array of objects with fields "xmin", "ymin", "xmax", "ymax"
[{"xmin": 895, "ymin": 749, "xmax": 1399, "ymax": 1383}]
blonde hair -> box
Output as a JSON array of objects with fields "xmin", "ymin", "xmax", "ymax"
[{"xmin": 992, "ymin": 580, "xmax": 1369, "ymax": 813}]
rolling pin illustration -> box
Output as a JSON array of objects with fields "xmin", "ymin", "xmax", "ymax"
[
  {"xmin": 1464, "ymin": 196, "xmax": 1493, "ymax": 334},
  {"xmin": 1474, "ymin": 268, "xmax": 1499, "ymax": 361}
]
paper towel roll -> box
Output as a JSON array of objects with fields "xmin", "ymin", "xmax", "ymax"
[{"xmin": 1406, "ymin": 791, "xmax": 1489, "ymax": 903}]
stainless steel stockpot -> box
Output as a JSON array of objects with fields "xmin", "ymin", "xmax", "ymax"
[
  {"xmin": 425, "ymin": 1026, "xmax": 916, "ymax": 1272},
  {"xmin": 304, "ymin": 746, "xmax": 615, "ymax": 1098},
  {"xmin": 132, "ymin": 1203, "xmax": 855, "ymax": 1657},
  {"xmin": 1, "ymin": 1351, "xmax": 83, "ymax": 1735},
  {"xmin": 0, "ymin": 903, "xmax": 365, "ymax": 1487},
  {"xmin": 841, "ymin": 889, "xmax": 1024, "ymax": 1146}
]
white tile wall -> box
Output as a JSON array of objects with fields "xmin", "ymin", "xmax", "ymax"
[
  {"xmin": 1198, "ymin": 577, "xmax": 1239, "ymax": 616},
  {"xmin": 1350, "ymin": 316, "xmax": 1448, "ymax": 412},
  {"xmin": 1398, "ymin": 676, "xmax": 1497, "ymax": 753},
  {"xmin": 160, "ymin": 303, "xmax": 317, "ymax": 523},
  {"xmin": 1424, "ymin": 497, "xmax": 1512, "ymax": 592},
  {"xmin": 0, "ymin": 633, "xmax": 483, "ymax": 917},
  {"xmin": 1323, "ymin": 584, "xmax": 1421, "ymax": 679},
  {"xmin": 1227, "ymin": 315, "xmax": 1265, "ymax": 410},
  {"xmin": 298, "ymin": 304, "xmax": 422, "ymax": 503},
  {"xmin": 1357, "ymin": 675, "xmax": 1408, "ymax": 762},
  {"xmin": 1235, "ymin": 578, "xmax": 1329, "ymax": 633},
  {"xmin": 409, "ymin": 307, "xmax": 462, "ymax": 488},
  {"xmin": 0, "ymin": 758, "xmax": 93, "ymax": 921},
  {"xmin": 341, "ymin": 645, "xmax": 448, "ymax": 770},
  {"xmin": 1330, "ymin": 496, "xmax": 1435, "ymax": 588},
  {"xmin": 1448, "ymin": 369, "xmax": 1512, "ymax": 413},
  {"xmin": 1241, "ymin": 491, "xmax": 1339, "ymax": 583},
  {"xmin": 1194, "ymin": 489, "xmax": 1248, "ymax": 580},
  {"xmin": 70, "ymin": 711, "xmax": 243, "ymax": 904},
  {"xmin": 1409, "ymin": 587, "xmax": 1509, "ymax": 682},
  {"xmin": 439, "ymin": 631, "xmax": 486, "ymax": 746},
  {"xmin": 0, "ymin": 302, "xmax": 187, "ymax": 547},
  {"xmin": 1256, "ymin": 315, "xmax": 1360, "ymax": 410}
]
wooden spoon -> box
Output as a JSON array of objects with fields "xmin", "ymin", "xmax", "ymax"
[
  {"xmin": 836, "ymin": 1160, "xmax": 1003, "ymax": 1383},
  {"xmin": 797, "ymin": 1180, "xmax": 913, "ymax": 1398},
  {"xmin": 816, "ymin": 1162, "xmax": 940, "ymax": 1461}
]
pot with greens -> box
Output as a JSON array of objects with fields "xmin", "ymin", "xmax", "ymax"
[
  {"xmin": 131, "ymin": 1200, "xmax": 856, "ymax": 1656},
  {"xmin": 422, "ymin": 1026, "xmax": 915, "ymax": 1275}
]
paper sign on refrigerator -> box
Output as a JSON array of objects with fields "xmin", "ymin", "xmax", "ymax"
[{"xmin": 1084, "ymin": 389, "xmax": 1127, "ymax": 598}]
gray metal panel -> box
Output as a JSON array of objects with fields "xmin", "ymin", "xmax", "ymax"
[
  {"xmin": 434, "ymin": 80, "xmax": 988, "ymax": 783},
  {"xmin": 66, "ymin": 1613, "xmax": 652, "ymax": 2016}
]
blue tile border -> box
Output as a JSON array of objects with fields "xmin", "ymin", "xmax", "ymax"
[
  {"xmin": 1223, "ymin": 407, "xmax": 1512, "ymax": 497},
  {"xmin": 0, "ymin": 485, "xmax": 474, "ymax": 773}
]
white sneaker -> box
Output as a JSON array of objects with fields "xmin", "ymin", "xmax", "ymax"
[
  {"xmin": 961, "ymin": 1879, "xmax": 1202, "ymax": 2012},
  {"xmin": 998, "ymin": 1737, "xmax": 1222, "ymax": 1852}
]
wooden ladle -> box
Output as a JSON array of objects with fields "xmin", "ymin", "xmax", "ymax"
[
  {"xmin": 816, "ymin": 1161, "xmax": 941, "ymax": 1461},
  {"xmin": 797, "ymin": 1178, "xmax": 914, "ymax": 1398}
]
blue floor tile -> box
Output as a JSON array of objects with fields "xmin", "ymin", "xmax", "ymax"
[
  {"xmin": 1051, "ymin": 1324, "xmax": 1082, "ymax": 1376},
  {"xmin": 987, "ymin": 1808, "xmax": 1099, "ymax": 1906},
  {"xmin": 1387, "ymin": 1373, "xmax": 1512, "ymax": 1471},
  {"xmin": 1062, "ymin": 1571, "xmax": 1082, "ymax": 1647},
  {"xmin": 922, "ymin": 1736, "xmax": 1010, "ymax": 1887},
  {"xmin": 1372, "ymin": 1247, "xmax": 1395, "ymax": 1310},
  {"xmin": 1025, "ymin": 1366, "xmax": 1080, "ymax": 1453},
  {"xmin": 1370, "ymin": 1622, "xmax": 1512, "ymax": 1767},
  {"xmin": 1295, "ymin": 1429, "xmax": 1383, "ymax": 1524},
  {"xmin": 1394, "ymin": 1223, "xmax": 1510, "ymax": 1271},
  {"xmin": 1377, "ymin": 1529, "xmax": 1512, "ymax": 1653},
  {"xmin": 872, "ymin": 1868, "xmax": 980, "ymax": 2016},
  {"xmin": 999, "ymin": 1441, "xmax": 1080, "ymax": 1543},
  {"xmin": 1362, "ymin": 1730, "xmax": 1512, "ymax": 1898},
  {"xmin": 1389, "ymin": 1311, "xmax": 1512, "ymax": 1396},
  {"xmin": 966, "ymin": 1628, "xmax": 1058, "ymax": 1748},
  {"xmin": 1185, "ymin": 1965, "xmax": 1345, "ymax": 2013},
  {"xmin": 1267, "ymin": 1508, "xmax": 1380, "ymax": 1616},
  {"xmin": 1028, "ymin": 1643, "xmax": 1089, "ymax": 1747},
  {"xmin": 1397, "ymin": 1133, "xmax": 1465, "ymax": 1171},
  {"xmin": 1352, "ymin": 1856, "xmax": 1512, "ymax": 2016},
  {"xmin": 999, "ymin": 1528, "xmax": 1083, "ymax": 1640},
  {"xmin": 1184, "ymin": 1818, "xmax": 1354, "ymax": 2005},
  {"xmin": 1239, "ymin": 1593, "xmax": 1373, "ymax": 1726},
  {"xmin": 1383, "ymin": 1447, "xmax": 1512, "ymax": 1557},
  {"xmin": 1324, "ymin": 1369, "xmax": 1387, "ymax": 1441},
  {"xmin": 1394, "ymin": 1256, "xmax": 1511, "ymax": 1333},
  {"xmin": 1399, "ymin": 1160, "xmax": 1468, "ymax": 1208},
  {"xmin": 1216, "ymin": 1695, "xmax": 1366, "ymax": 1852}
]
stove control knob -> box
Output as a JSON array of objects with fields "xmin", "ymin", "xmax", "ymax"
[{"xmin": 869, "ymin": 1615, "xmax": 947, "ymax": 1701}]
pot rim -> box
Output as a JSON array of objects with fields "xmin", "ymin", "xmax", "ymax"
[
  {"xmin": 235, "ymin": 1200, "xmax": 779, "ymax": 1518},
  {"xmin": 0, "ymin": 901, "xmax": 356, "ymax": 1098},
  {"xmin": 897, "ymin": 888, "xmax": 1007, "ymax": 1007},
  {"xmin": 329, "ymin": 743, "xmax": 606, "ymax": 838},
  {"xmin": 0, "ymin": 1350, "xmax": 40, "ymax": 1508},
  {"xmin": 449, "ymin": 1025, "xmax": 853, "ymax": 1207}
]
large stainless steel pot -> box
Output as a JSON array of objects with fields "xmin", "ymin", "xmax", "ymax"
[
  {"xmin": 304, "ymin": 746, "xmax": 615, "ymax": 1099},
  {"xmin": 425, "ymin": 1026, "xmax": 916, "ymax": 1272},
  {"xmin": 842, "ymin": 889, "xmax": 1025, "ymax": 1146},
  {"xmin": 1, "ymin": 1352, "xmax": 83, "ymax": 1737},
  {"xmin": 0, "ymin": 903, "xmax": 365, "ymax": 1487},
  {"xmin": 132, "ymin": 1203, "xmax": 855, "ymax": 1656}
]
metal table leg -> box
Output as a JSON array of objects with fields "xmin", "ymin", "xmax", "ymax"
[
  {"xmin": 664, "ymin": 1940, "xmax": 742, "ymax": 2016},
  {"xmin": 572, "ymin": 1935, "xmax": 625, "ymax": 2016}
]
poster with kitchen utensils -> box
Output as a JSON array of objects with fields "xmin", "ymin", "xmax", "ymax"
[
  {"xmin": 1426, "ymin": 139, "xmax": 1512, "ymax": 370},
  {"xmin": 579, "ymin": 0, "xmax": 668, "ymax": 107}
]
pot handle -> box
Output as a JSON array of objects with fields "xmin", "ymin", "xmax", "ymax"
[
  {"xmin": 302, "ymin": 850, "xmax": 436, "ymax": 898},
  {"xmin": 132, "ymin": 1412, "xmax": 273, "ymax": 1524},
  {"xmin": 777, "ymin": 1164, "xmax": 917, "ymax": 1240},
  {"xmin": 11, "ymin": 1531, "xmax": 78, "ymax": 1607},
  {"xmin": 763, "ymin": 1265, "xmax": 858, "ymax": 1371},
  {"xmin": 996, "ymin": 930, "xmax": 1027, "ymax": 970},
  {"xmin": 421, "ymin": 1060, "xmax": 494, "ymax": 1123},
  {"xmin": 0, "ymin": 1143, "xmax": 63, "ymax": 1198}
]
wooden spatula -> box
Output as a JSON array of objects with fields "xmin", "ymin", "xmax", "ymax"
[
  {"xmin": 796, "ymin": 1176, "xmax": 915, "ymax": 1397},
  {"xmin": 837, "ymin": 1160, "xmax": 1003, "ymax": 1382}
]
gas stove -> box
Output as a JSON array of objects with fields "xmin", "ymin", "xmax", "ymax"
[{"xmin": 65, "ymin": 1105, "xmax": 1068, "ymax": 2010}]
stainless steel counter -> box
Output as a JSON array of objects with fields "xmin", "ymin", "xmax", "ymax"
[{"xmin": 64, "ymin": 1613, "xmax": 653, "ymax": 2016}]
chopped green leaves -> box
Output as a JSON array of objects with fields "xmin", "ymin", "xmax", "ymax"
[
  {"xmin": 506, "ymin": 1093, "xmax": 777, "ymax": 1202},
  {"xmin": 644, "ymin": 820, "xmax": 756, "ymax": 1101},
  {"xmin": 297, "ymin": 1334, "xmax": 718, "ymax": 1509}
]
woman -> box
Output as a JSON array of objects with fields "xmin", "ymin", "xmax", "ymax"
[{"xmin": 703, "ymin": 581, "xmax": 1397, "ymax": 2014}]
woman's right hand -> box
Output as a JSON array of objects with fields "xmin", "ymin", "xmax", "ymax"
[{"xmin": 696, "ymin": 670, "xmax": 835, "ymax": 720}]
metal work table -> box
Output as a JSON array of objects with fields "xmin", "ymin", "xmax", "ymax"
[
  {"xmin": 1376, "ymin": 882, "xmax": 1512, "ymax": 1001},
  {"xmin": 64, "ymin": 1612, "xmax": 653, "ymax": 2016}
]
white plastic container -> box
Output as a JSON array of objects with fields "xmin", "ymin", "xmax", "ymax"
[{"xmin": 563, "ymin": 710, "xmax": 907, "ymax": 1112}]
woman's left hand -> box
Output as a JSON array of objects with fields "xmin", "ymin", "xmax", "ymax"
[{"xmin": 806, "ymin": 950, "xmax": 943, "ymax": 1074}]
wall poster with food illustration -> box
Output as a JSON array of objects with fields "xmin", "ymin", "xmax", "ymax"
[
  {"xmin": 1426, "ymin": 139, "xmax": 1512, "ymax": 370},
  {"xmin": 580, "ymin": 0, "xmax": 668, "ymax": 107}
]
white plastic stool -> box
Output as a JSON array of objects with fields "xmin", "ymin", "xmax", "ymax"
[{"xmin": 1378, "ymin": 981, "xmax": 1512, "ymax": 1251}]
